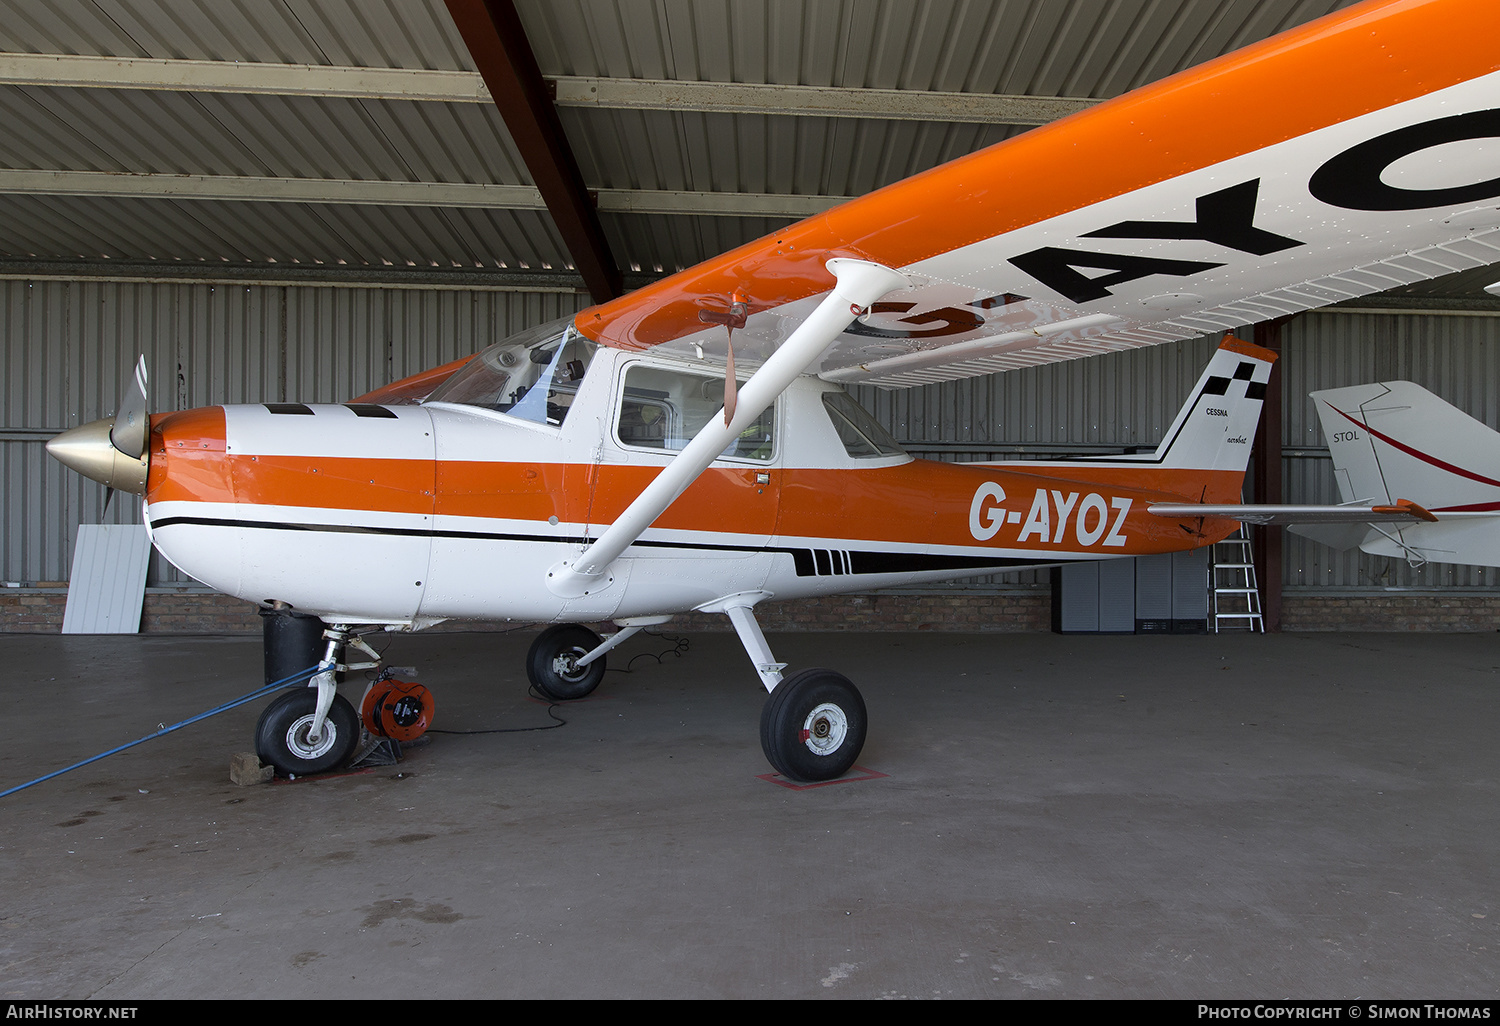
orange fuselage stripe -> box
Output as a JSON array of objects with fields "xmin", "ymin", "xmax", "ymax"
[{"xmin": 148, "ymin": 421, "xmax": 1242, "ymax": 557}]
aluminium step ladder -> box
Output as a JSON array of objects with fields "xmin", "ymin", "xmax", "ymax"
[{"xmin": 1210, "ymin": 525, "xmax": 1264, "ymax": 632}]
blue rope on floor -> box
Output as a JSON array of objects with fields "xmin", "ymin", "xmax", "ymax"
[{"xmin": 0, "ymin": 663, "xmax": 325, "ymax": 799}]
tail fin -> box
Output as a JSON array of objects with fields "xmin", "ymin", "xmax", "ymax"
[
  {"xmin": 1311, "ymin": 381, "xmax": 1500, "ymax": 508},
  {"xmin": 1151, "ymin": 335, "xmax": 1276, "ymax": 471},
  {"xmin": 1308, "ymin": 381, "xmax": 1500, "ymax": 566}
]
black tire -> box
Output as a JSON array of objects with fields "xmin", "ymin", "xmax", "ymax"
[
  {"xmin": 526, "ymin": 624, "xmax": 606, "ymax": 700},
  {"xmin": 759, "ymin": 668, "xmax": 867, "ymax": 782},
  {"xmin": 255, "ymin": 689, "xmax": 361, "ymax": 777}
]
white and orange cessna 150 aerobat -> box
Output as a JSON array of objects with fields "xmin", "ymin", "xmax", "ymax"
[{"xmin": 45, "ymin": 0, "xmax": 1500, "ymax": 781}]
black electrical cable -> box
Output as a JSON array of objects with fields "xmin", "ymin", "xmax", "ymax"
[
  {"xmin": 605, "ymin": 628, "xmax": 691, "ymax": 673},
  {"xmin": 424, "ymin": 629, "xmax": 690, "ymax": 735}
]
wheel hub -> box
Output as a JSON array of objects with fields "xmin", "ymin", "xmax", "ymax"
[
  {"xmin": 286, "ymin": 714, "xmax": 339, "ymax": 760},
  {"xmin": 551, "ymin": 648, "xmax": 589, "ymax": 682},
  {"xmin": 799, "ymin": 702, "xmax": 848, "ymax": 756}
]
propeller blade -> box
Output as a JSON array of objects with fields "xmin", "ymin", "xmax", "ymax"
[{"xmin": 110, "ymin": 355, "xmax": 149, "ymax": 459}]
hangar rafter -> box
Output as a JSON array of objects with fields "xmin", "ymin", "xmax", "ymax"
[
  {"xmin": 444, "ymin": 0, "xmax": 622, "ymax": 302},
  {"xmin": 0, "ymin": 52, "xmax": 1097, "ymax": 125}
]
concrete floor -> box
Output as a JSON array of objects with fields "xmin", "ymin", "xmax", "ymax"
[{"xmin": 1, "ymin": 627, "xmax": 1496, "ymax": 999}]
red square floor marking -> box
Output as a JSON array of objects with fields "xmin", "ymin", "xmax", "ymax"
[{"xmin": 756, "ymin": 765, "xmax": 888, "ymax": 789}]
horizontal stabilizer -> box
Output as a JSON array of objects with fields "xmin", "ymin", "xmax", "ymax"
[
  {"xmin": 1287, "ymin": 521, "xmax": 1377, "ymax": 552},
  {"xmin": 1148, "ymin": 498, "xmax": 1437, "ymax": 526},
  {"xmin": 1358, "ymin": 517, "xmax": 1500, "ymax": 568}
]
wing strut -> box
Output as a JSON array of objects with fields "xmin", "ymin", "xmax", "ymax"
[{"xmin": 546, "ymin": 257, "xmax": 910, "ymax": 599}]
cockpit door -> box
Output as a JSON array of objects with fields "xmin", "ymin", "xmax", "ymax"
[{"xmin": 589, "ymin": 358, "xmax": 782, "ymax": 555}]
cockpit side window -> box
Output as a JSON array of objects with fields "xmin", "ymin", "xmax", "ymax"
[
  {"xmin": 821, "ymin": 391, "xmax": 906, "ymax": 459},
  {"xmin": 425, "ymin": 318, "xmax": 598, "ymax": 426},
  {"xmin": 615, "ymin": 363, "xmax": 775, "ymax": 461}
]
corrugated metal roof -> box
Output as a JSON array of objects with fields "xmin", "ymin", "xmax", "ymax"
[
  {"xmin": 0, "ymin": 86, "xmax": 531, "ymax": 183},
  {"xmin": 0, "ymin": 0, "xmax": 470, "ymax": 69},
  {"xmin": 0, "ymin": 0, "xmax": 1439, "ymax": 290},
  {"xmin": 560, "ymin": 105, "xmax": 1024, "ymax": 196},
  {"xmin": 519, "ymin": 0, "xmax": 1351, "ymax": 94},
  {"xmin": 0, "ymin": 193, "xmax": 576, "ymax": 269}
]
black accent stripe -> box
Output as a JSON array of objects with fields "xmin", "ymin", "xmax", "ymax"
[
  {"xmin": 1201, "ymin": 376, "xmax": 1231, "ymax": 395},
  {"xmin": 1246, "ymin": 381, "xmax": 1266, "ymax": 400},
  {"xmin": 150, "ymin": 515, "xmax": 1037, "ymax": 578},
  {"xmin": 1233, "ymin": 361, "xmax": 1257, "ymax": 380},
  {"xmin": 345, "ymin": 403, "xmax": 398, "ymax": 418},
  {"xmin": 153, "ymin": 516, "xmax": 533, "ymax": 541},
  {"xmin": 264, "ymin": 403, "xmax": 315, "ymax": 415},
  {"xmin": 848, "ymin": 550, "xmax": 1033, "ymax": 574}
]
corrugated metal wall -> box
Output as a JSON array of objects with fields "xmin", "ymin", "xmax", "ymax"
[
  {"xmin": 853, "ymin": 332, "xmax": 1225, "ymax": 453},
  {"xmin": 6, "ymin": 280, "xmax": 1499, "ymax": 596},
  {"xmin": 0, "ymin": 279, "xmax": 587, "ymax": 583}
]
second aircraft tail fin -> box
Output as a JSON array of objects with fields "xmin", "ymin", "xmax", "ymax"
[
  {"xmin": 1305, "ymin": 381, "xmax": 1500, "ymax": 566},
  {"xmin": 1311, "ymin": 381, "xmax": 1500, "ymax": 509}
]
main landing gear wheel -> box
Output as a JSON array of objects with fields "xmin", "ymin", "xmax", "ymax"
[
  {"xmin": 759, "ymin": 668, "xmax": 867, "ymax": 782},
  {"xmin": 255, "ymin": 689, "xmax": 360, "ymax": 777},
  {"xmin": 527, "ymin": 624, "xmax": 606, "ymax": 700}
]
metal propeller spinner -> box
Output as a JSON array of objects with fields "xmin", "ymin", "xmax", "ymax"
[{"xmin": 46, "ymin": 355, "xmax": 151, "ymax": 494}]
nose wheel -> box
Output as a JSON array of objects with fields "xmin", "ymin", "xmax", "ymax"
[
  {"xmin": 255, "ymin": 689, "xmax": 360, "ymax": 777},
  {"xmin": 526, "ymin": 624, "xmax": 607, "ymax": 700},
  {"xmin": 759, "ymin": 668, "xmax": 867, "ymax": 782}
]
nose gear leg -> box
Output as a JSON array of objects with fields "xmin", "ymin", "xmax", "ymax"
[{"xmin": 305, "ymin": 625, "xmax": 382, "ymax": 744}]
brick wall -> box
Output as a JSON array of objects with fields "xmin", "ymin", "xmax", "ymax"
[
  {"xmin": 2, "ymin": 586, "xmax": 1051, "ymax": 635},
  {"xmin": 0, "ymin": 586, "xmax": 263, "ymax": 635},
  {"xmin": 0, "ymin": 588, "xmax": 67, "ymax": 631},
  {"xmin": 6, "ymin": 585, "xmax": 1500, "ymax": 634},
  {"xmin": 665, "ymin": 590, "xmax": 1052, "ymax": 633},
  {"xmin": 404, "ymin": 589, "xmax": 1055, "ymax": 634},
  {"xmin": 139, "ymin": 588, "xmax": 264, "ymax": 634},
  {"xmin": 1281, "ymin": 592, "xmax": 1500, "ymax": 632}
]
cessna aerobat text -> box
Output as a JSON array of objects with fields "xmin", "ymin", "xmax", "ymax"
[{"xmin": 47, "ymin": 0, "xmax": 1500, "ymax": 780}]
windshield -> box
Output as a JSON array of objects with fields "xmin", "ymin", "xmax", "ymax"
[
  {"xmin": 822, "ymin": 391, "xmax": 906, "ymax": 459},
  {"xmin": 426, "ymin": 317, "xmax": 598, "ymax": 426}
]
